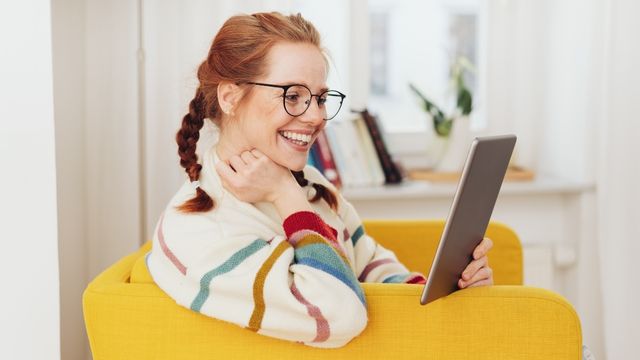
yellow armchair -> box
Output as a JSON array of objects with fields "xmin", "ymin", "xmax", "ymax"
[{"xmin": 83, "ymin": 220, "xmax": 582, "ymax": 359}]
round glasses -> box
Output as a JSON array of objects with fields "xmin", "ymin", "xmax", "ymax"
[{"xmin": 245, "ymin": 82, "xmax": 346, "ymax": 121}]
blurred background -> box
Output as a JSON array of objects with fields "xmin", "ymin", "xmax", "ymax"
[{"xmin": 2, "ymin": 0, "xmax": 639, "ymax": 359}]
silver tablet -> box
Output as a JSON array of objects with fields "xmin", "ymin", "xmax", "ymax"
[{"xmin": 420, "ymin": 135, "xmax": 516, "ymax": 305}]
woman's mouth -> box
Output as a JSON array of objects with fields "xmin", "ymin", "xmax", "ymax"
[{"xmin": 278, "ymin": 130, "xmax": 313, "ymax": 148}]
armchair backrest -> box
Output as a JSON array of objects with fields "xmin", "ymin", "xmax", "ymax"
[{"xmin": 362, "ymin": 220, "xmax": 523, "ymax": 285}]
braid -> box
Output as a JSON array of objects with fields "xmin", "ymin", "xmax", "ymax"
[
  {"xmin": 175, "ymin": 89, "xmax": 215, "ymax": 213},
  {"xmin": 291, "ymin": 170, "xmax": 338, "ymax": 212}
]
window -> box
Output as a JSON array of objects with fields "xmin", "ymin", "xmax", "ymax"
[{"xmin": 366, "ymin": 0, "xmax": 486, "ymax": 135}]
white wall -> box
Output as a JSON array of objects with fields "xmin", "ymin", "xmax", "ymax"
[{"xmin": 0, "ymin": 1, "xmax": 61, "ymax": 359}]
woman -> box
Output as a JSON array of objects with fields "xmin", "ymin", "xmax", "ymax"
[{"xmin": 147, "ymin": 12, "xmax": 493, "ymax": 348}]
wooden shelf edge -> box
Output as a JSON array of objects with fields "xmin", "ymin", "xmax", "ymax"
[{"xmin": 407, "ymin": 166, "xmax": 536, "ymax": 183}]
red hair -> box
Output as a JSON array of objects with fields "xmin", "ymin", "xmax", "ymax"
[{"xmin": 176, "ymin": 12, "xmax": 338, "ymax": 213}]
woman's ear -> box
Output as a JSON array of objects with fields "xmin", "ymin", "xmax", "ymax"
[{"xmin": 217, "ymin": 81, "xmax": 241, "ymax": 116}]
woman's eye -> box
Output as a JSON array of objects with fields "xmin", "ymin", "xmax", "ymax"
[
  {"xmin": 317, "ymin": 97, "xmax": 327, "ymax": 106},
  {"xmin": 284, "ymin": 94, "xmax": 300, "ymax": 102}
]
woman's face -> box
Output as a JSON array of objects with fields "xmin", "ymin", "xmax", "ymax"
[{"xmin": 229, "ymin": 42, "xmax": 329, "ymax": 171}]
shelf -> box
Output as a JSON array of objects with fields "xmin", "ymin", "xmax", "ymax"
[{"xmin": 341, "ymin": 176, "xmax": 595, "ymax": 201}]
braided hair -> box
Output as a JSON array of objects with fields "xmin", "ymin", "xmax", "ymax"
[{"xmin": 292, "ymin": 171, "xmax": 338, "ymax": 212}]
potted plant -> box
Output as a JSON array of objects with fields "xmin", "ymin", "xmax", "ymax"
[{"xmin": 409, "ymin": 56, "xmax": 475, "ymax": 171}]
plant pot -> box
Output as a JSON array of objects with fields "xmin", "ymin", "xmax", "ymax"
[{"xmin": 430, "ymin": 116, "xmax": 471, "ymax": 172}]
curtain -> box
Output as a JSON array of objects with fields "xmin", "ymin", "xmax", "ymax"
[{"xmin": 597, "ymin": 0, "xmax": 640, "ymax": 358}]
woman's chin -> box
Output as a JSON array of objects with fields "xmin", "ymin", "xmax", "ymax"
[
  {"xmin": 277, "ymin": 158, "xmax": 307, "ymax": 172},
  {"xmin": 287, "ymin": 162, "xmax": 307, "ymax": 172}
]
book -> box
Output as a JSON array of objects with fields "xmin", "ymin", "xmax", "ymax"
[
  {"xmin": 329, "ymin": 120, "xmax": 371, "ymax": 186},
  {"xmin": 307, "ymin": 144, "xmax": 319, "ymax": 169},
  {"xmin": 353, "ymin": 115, "xmax": 386, "ymax": 186},
  {"xmin": 324, "ymin": 124, "xmax": 357, "ymax": 187},
  {"xmin": 314, "ymin": 130, "xmax": 342, "ymax": 188},
  {"xmin": 309, "ymin": 142, "xmax": 325, "ymax": 174},
  {"xmin": 359, "ymin": 109, "xmax": 403, "ymax": 184}
]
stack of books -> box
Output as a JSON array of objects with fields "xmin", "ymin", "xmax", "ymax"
[{"xmin": 308, "ymin": 109, "xmax": 403, "ymax": 188}]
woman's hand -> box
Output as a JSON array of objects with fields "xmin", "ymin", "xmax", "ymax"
[
  {"xmin": 215, "ymin": 149, "xmax": 296, "ymax": 203},
  {"xmin": 215, "ymin": 149, "xmax": 312, "ymax": 218},
  {"xmin": 458, "ymin": 237, "xmax": 494, "ymax": 289}
]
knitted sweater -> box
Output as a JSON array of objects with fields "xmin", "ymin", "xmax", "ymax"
[{"xmin": 146, "ymin": 146, "xmax": 425, "ymax": 348}]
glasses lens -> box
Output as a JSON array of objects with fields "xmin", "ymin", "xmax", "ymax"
[
  {"xmin": 320, "ymin": 91, "xmax": 344, "ymax": 120},
  {"xmin": 284, "ymin": 85, "xmax": 312, "ymax": 116}
]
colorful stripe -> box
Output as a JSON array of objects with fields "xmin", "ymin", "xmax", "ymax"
[
  {"xmin": 382, "ymin": 273, "xmax": 425, "ymax": 284},
  {"xmin": 190, "ymin": 239, "xmax": 268, "ymax": 312},
  {"xmin": 405, "ymin": 273, "xmax": 427, "ymax": 284},
  {"xmin": 290, "ymin": 228, "xmax": 339, "ymax": 247},
  {"xmin": 283, "ymin": 211, "xmax": 338, "ymax": 241},
  {"xmin": 295, "ymin": 234, "xmax": 351, "ymax": 267},
  {"xmin": 382, "ymin": 274, "xmax": 410, "ymax": 283},
  {"xmin": 248, "ymin": 240, "xmax": 291, "ymax": 331},
  {"xmin": 295, "ymin": 241, "xmax": 366, "ymax": 306},
  {"xmin": 350, "ymin": 225, "xmax": 365, "ymax": 246},
  {"xmin": 157, "ymin": 213, "xmax": 187, "ymax": 275},
  {"xmin": 290, "ymin": 229, "xmax": 347, "ymax": 259},
  {"xmin": 342, "ymin": 228, "xmax": 350, "ymax": 242},
  {"xmin": 358, "ymin": 258, "xmax": 396, "ymax": 282},
  {"xmin": 290, "ymin": 282, "xmax": 330, "ymax": 343}
]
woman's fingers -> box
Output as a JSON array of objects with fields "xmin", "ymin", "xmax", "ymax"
[
  {"xmin": 473, "ymin": 237, "xmax": 493, "ymax": 260},
  {"xmin": 459, "ymin": 266, "xmax": 493, "ymax": 289},
  {"xmin": 228, "ymin": 155, "xmax": 246, "ymax": 173},
  {"xmin": 250, "ymin": 148, "xmax": 265, "ymax": 158},
  {"xmin": 215, "ymin": 148, "xmax": 293, "ymax": 204},
  {"xmin": 465, "ymin": 278, "xmax": 493, "ymax": 288},
  {"xmin": 215, "ymin": 160, "xmax": 239, "ymax": 184},
  {"xmin": 462, "ymin": 255, "xmax": 488, "ymax": 281},
  {"xmin": 240, "ymin": 150, "xmax": 257, "ymax": 164}
]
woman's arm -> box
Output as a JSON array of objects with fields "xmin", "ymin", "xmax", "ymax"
[
  {"xmin": 151, "ymin": 149, "xmax": 366, "ymax": 347},
  {"xmin": 337, "ymin": 195, "xmax": 427, "ymax": 284},
  {"xmin": 148, "ymin": 205, "xmax": 367, "ymax": 348}
]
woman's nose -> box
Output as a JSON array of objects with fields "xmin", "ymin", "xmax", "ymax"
[{"xmin": 300, "ymin": 97, "xmax": 325, "ymax": 124}]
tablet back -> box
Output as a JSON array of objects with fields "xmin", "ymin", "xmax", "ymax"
[{"xmin": 420, "ymin": 135, "xmax": 516, "ymax": 305}]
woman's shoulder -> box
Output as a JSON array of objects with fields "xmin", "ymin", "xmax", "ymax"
[{"xmin": 159, "ymin": 176, "xmax": 283, "ymax": 249}]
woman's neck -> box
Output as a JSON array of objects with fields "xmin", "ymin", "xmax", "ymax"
[{"xmin": 215, "ymin": 128, "xmax": 250, "ymax": 162}]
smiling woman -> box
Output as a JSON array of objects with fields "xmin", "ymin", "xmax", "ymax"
[{"xmin": 146, "ymin": 11, "xmax": 494, "ymax": 348}]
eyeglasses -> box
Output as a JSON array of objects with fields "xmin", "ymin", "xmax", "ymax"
[{"xmin": 243, "ymin": 82, "xmax": 346, "ymax": 121}]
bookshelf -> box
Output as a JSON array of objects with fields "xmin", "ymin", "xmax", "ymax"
[{"xmin": 341, "ymin": 176, "xmax": 592, "ymax": 201}]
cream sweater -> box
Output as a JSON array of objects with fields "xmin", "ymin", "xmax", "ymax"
[{"xmin": 147, "ymin": 146, "xmax": 424, "ymax": 348}]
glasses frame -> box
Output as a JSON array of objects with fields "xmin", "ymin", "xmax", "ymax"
[{"xmin": 243, "ymin": 81, "xmax": 346, "ymax": 121}]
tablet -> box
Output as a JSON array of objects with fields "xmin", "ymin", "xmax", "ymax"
[{"xmin": 420, "ymin": 135, "xmax": 516, "ymax": 305}]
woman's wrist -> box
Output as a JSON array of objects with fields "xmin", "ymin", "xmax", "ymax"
[{"xmin": 272, "ymin": 186, "xmax": 313, "ymax": 220}]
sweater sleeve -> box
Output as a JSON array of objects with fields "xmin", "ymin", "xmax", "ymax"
[
  {"xmin": 147, "ymin": 210, "xmax": 367, "ymax": 348},
  {"xmin": 338, "ymin": 195, "xmax": 426, "ymax": 284}
]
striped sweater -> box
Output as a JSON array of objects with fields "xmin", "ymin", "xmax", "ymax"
[{"xmin": 147, "ymin": 146, "xmax": 425, "ymax": 348}]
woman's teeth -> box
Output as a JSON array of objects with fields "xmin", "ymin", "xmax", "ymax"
[{"xmin": 280, "ymin": 131, "xmax": 312, "ymax": 145}]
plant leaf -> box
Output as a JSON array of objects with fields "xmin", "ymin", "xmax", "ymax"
[{"xmin": 457, "ymin": 87, "xmax": 473, "ymax": 115}]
